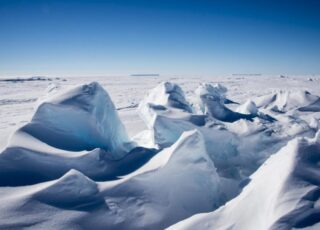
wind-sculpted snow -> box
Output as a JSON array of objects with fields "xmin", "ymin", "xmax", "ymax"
[
  {"xmin": 0, "ymin": 139, "xmax": 157, "ymax": 186},
  {"xmin": 169, "ymin": 132, "xmax": 320, "ymax": 230},
  {"xmin": 0, "ymin": 82, "xmax": 156, "ymax": 186},
  {"xmin": 33, "ymin": 169, "xmax": 105, "ymax": 210},
  {"xmin": 138, "ymin": 82, "xmax": 277, "ymax": 149},
  {"xmin": 138, "ymin": 81, "xmax": 206, "ymax": 147},
  {"xmin": 97, "ymin": 130, "xmax": 222, "ymax": 229},
  {"xmin": 298, "ymin": 98, "xmax": 320, "ymax": 112},
  {"xmin": 0, "ymin": 131, "xmax": 222, "ymax": 229},
  {"xmin": 236, "ymin": 100, "xmax": 258, "ymax": 115},
  {"xmin": 194, "ymin": 83, "xmax": 257, "ymax": 122},
  {"xmin": 254, "ymin": 90, "xmax": 320, "ymax": 113},
  {"xmin": 20, "ymin": 82, "xmax": 135, "ymax": 157},
  {"xmin": 138, "ymin": 81, "xmax": 193, "ymax": 127},
  {"xmin": 0, "ymin": 77, "xmax": 320, "ymax": 229}
]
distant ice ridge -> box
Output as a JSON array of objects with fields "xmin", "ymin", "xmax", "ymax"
[
  {"xmin": 168, "ymin": 131, "xmax": 320, "ymax": 230},
  {"xmin": 137, "ymin": 81, "xmax": 275, "ymax": 148},
  {"xmin": 136, "ymin": 82, "xmax": 317, "ymax": 184},
  {"xmin": 137, "ymin": 82, "xmax": 244, "ymax": 148},
  {"xmin": 254, "ymin": 89, "xmax": 320, "ymax": 112}
]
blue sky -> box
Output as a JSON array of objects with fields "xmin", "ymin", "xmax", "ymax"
[{"xmin": 0, "ymin": 0, "xmax": 320, "ymax": 77}]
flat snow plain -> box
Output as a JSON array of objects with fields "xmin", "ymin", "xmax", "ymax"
[{"xmin": 0, "ymin": 75, "xmax": 320, "ymax": 230}]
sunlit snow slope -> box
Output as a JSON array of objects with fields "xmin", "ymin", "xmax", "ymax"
[{"xmin": 0, "ymin": 75, "xmax": 319, "ymax": 230}]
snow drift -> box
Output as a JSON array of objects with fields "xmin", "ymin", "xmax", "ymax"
[
  {"xmin": 0, "ymin": 82, "xmax": 157, "ymax": 186},
  {"xmin": 97, "ymin": 130, "xmax": 222, "ymax": 229},
  {"xmin": 0, "ymin": 138, "xmax": 156, "ymax": 186},
  {"xmin": 1, "ymin": 77, "xmax": 320, "ymax": 229},
  {"xmin": 137, "ymin": 82, "xmax": 273, "ymax": 149},
  {"xmin": 194, "ymin": 83, "xmax": 255, "ymax": 122},
  {"xmin": 236, "ymin": 100, "xmax": 258, "ymax": 115},
  {"xmin": 138, "ymin": 81, "xmax": 193, "ymax": 129},
  {"xmin": 20, "ymin": 82, "xmax": 134, "ymax": 157},
  {"xmin": 33, "ymin": 169, "xmax": 104, "ymax": 210},
  {"xmin": 254, "ymin": 90, "xmax": 320, "ymax": 113},
  {"xmin": 138, "ymin": 82, "xmax": 206, "ymax": 147},
  {"xmin": 0, "ymin": 130, "xmax": 222, "ymax": 229},
  {"xmin": 169, "ymin": 132, "xmax": 320, "ymax": 230}
]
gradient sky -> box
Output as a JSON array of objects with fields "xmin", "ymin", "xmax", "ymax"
[{"xmin": 1, "ymin": 0, "xmax": 320, "ymax": 77}]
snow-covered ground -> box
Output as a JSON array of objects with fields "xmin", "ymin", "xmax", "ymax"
[{"xmin": 0, "ymin": 75, "xmax": 320, "ymax": 229}]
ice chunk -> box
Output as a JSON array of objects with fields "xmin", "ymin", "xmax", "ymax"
[
  {"xmin": 20, "ymin": 82, "xmax": 134, "ymax": 158},
  {"xmin": 236, "ymin": 100, "xmax": 258, "ymax": 115},
  {"xmin": 195, "ymin": 83, "xmax": 254, "ymax": 122},
  {"xmin": 138, "ymin": 82, "xmax": 204, "ymax": 147},
  {"xmin": 138, "ymin": 81, "xmax": 192, "ymax": 128}
]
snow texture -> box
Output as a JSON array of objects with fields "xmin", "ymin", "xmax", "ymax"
[
  {"xmin": 169, "ymin": 132, "xmax": 320, "ymax": 230},
  {"xmin": 0, "ymin": 75, "xmax": 319, "ymax": 229}
]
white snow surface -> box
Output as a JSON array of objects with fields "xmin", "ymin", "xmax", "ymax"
[
  {"xmin": 21, "ymin": 82, "xmax": 134, "ymax": 157},
  {"xmin": 0, "ymin": 75, "xmax": 320, "ymax": 229},
  {"xmin": 169, "ymin": 132, "xmax": 320, "ymax": 230},
  {"xmin": 236, "ymin": 100, "xmax": 258, "ymax": 115}
]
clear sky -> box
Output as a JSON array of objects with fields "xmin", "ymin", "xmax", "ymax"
[{"xmin": 1, "ymin": 0, "xmax": 320, "ymax": 77}]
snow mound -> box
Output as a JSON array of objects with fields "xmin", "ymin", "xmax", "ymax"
[
  {"xmin": 192, "ymin": 83, "xmax": 226, "ymax": 114},
  {"xmin": 34, "ymin": 169, "xmax": 103, "ymax": 210},
  {"xmin": 101, "ymin": 130, "xmax": 221, "ymax": 229},
  {"xmin": 169, "ymin": 132, "xmax": 320, "ymax": 230},
  {"xmin": 0, "ymin": 82, "xmax": 161, "ymax": 186},
  {"xmin": 138, "ymin": 82, "xmax": 205, "ymax": 147},
  {"xmin": 133, "ymin": 130, "xmax": 218, "ymax": 176},
  {"xmin": 151, "ymin": 114, "xmax": 206, "ymax": 148},
  {"xmin": 309, "ymin": 117, "xmax": 319, "ymax": 130},
  {"xmin": 236, "ymin": 100, "xmax": 258, "ymax": 115},
  {"xmin": 0, "ymin": 134, "xmax": 156, "ymax": 186},
  {"xmin": 138, "ymin": 81, "xmax": 192, "ymax": 128},
  {"xmin": 20, "ymin": 82, "xmax": 134, "ymax": 158},
  {"xmin": 298, "ymin": 98, "xmax": 320, "ymax": 112},
  {"xmin": 236, "ymin": 100, "xmax": 276, "ymax": 122},
  {"xmin": 196, "ymin": 83, "xmax": 227, "ymax": 100},
  {"xmin": 153, "ymin": 81, "xmax": 192, "ymax": 112},
  {"xmin": 195, "ymin": 83, "xmax": 254, "ymax": 122},
  {"xmin": 254, "ymin": 90, "xmax": 319, "ymax": 112},
  {"xmin": 225, "ymin": 118, "xmax": 267, "ymax": 135}
]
